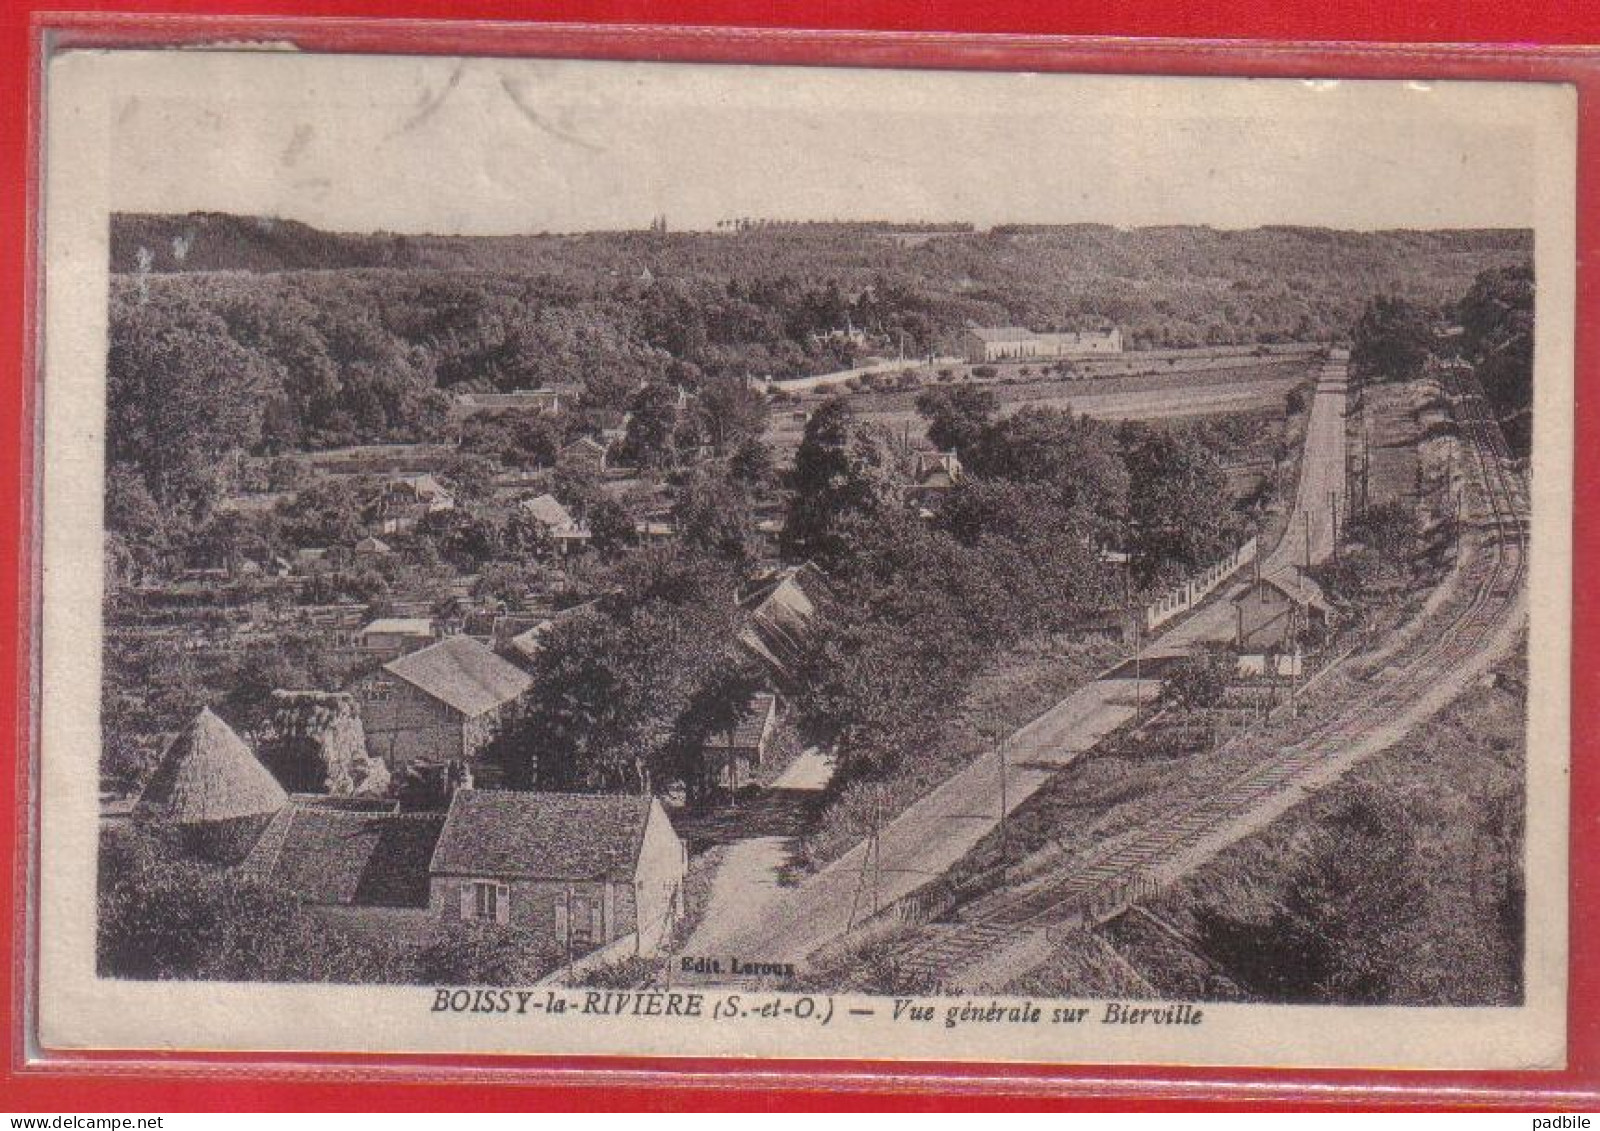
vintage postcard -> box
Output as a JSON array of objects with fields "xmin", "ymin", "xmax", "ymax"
[{"xmin": 32, "ymin": 46, "xmax": 1574, "ymax": 1071}]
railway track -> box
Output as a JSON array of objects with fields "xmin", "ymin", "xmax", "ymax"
[{"xmin": 888, "ymin": 360, "xmax": 1528, "ymax": 985}]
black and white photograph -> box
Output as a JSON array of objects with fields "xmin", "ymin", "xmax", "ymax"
[{"xmin": 34, "ymin": 49, "xmax": 1573, "ymax": 1068}]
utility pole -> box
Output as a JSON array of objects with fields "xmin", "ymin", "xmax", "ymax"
[
  {"xmin": 565, "ymin": 885, "xmax": 575, "ymax": 979},
  {"xmin": 1303, "ymin": 510, "xmax": 1312, "ymax": 573},
  {"xmin": 1454, "ymin": 488, "xmax": 1464, "ymax": 564},
  {"xmin": 1133, "ymin": 618, "xmax": 1143, "ymax": 724},
  {"xmin": 1329, "ymin": 490, "xmax": 1340, "ymax": 560},
  {"xmin": 998, "ymin": 734, "xmax": 1010, "ymax": 887},
  {"xmin": 1289, "ymin": 614, "xmax": 1300, "ymax": 719},
  {"xmin": 873, "ymin": 784, "xmax": 888, "ymax": 921}
]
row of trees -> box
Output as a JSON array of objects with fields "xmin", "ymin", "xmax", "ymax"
[
  {"xmin": 1349, "ymin": 262, "xmax": 1533, "ymax": 456},
  {"xmin": 913, "ymin": 387, "xmax": 1244, "ymax": 583},
  {"xmin": 496, "ymin": 552, "xmax": 760, "ymax": 799},
  {"xmin": 770, "ymin": 394, "xmax": 1245, "ymax": 784}
]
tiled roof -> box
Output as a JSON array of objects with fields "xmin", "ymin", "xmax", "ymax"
[
  {"xmin": 244, "ymin": 804, "xmax": 444, "ymax": 908},
  {"xmin": 430, "ymin": 790, "xmax": 659, "ymax": 881},
  {"xmin": 383, "ymin": 636, "xmax": 534, "ymax": 718},
  {"xmin": 1234, "ymin": 574, "xmax": 1332, "ymax": 615},
  {"xmin": 506, "ymin": 601, "xmax": 600, "ymax": 665},
  {"xmin": 361, "ymin": 617, "xmax": 433, "ymax": 637},
  {"xmin": 522, "ymin": 493, "xmax": 577, "ymax": 529},
  {"xmin": 966, "ymin": 326, "xmax": 1038, "ymax": 343},
  {"xmin": 737, "ymin": 563, "xmax": 831, "ymax": 684},
  {"xmin": 703, "ymin": 693, "xmax": 778, "ymax": 753}
]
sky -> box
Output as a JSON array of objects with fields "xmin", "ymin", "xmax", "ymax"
[{"xmin": 84, "ymin": 49, "xmax": 1550, "ymax": 236}]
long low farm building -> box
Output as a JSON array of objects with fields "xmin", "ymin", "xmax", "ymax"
[{"xmin": 960, "ymin": 326, "xmax": 1122, "ymax": 363}]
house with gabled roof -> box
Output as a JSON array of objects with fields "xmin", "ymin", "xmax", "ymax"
[
  {"xmin": 242, "ymin": 798, "xmax": 444, "ymax": 912},
  {"xmin": 1232, "ymin": 574, "xmax": 1332, "ymax": 653},
  {"xmin": 521, "ymin": 492, "xmax": 592, "ymax": 555},
  {"xmin": 348, "ymin": 635, "xmax": 534, "ymax": 772},
  {"xmin": 367, "ymin": 472, "xmax": 456, "ymax": 535},
  {"xmin": 428, "ymin": 789, "xmax": 687, "ymax": 958},
  {"xmin": 697, "ymin": 692, "xmax": 779, "ymax": 793},
  {"xmin": 558, "ymin": 435, "xmax": 612, "ymax": 474},
  {"xmin": 736, "ymin": 562, "xmax": 833, "ymax": 689}
]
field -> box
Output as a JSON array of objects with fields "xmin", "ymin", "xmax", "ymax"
[{"xmin": 767, "ymin": 355, "xmax": 1313, "ymax": 451}]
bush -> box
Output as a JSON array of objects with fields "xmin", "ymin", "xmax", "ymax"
[
  {"xmin": 1163, "ymin": 652, "xmax": 1228, "ymax": 711},
  {"xmin": 97, "ymin": 824, "xmax": 411, "ymax": 982},
  {"xmin": 418, "ymin": 922, "xmax": 562, "ymax": 985}
]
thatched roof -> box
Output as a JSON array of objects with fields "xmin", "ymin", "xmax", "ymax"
[{"xmin": 135, "ymin": 707, "xmax": 287, "ymax": 826}]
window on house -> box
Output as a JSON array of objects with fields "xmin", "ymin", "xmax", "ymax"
[{"xmin": 471, "ymin": 881, "xmax": 505, "ymax": 923}]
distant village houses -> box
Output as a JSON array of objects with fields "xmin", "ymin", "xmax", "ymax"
[
  {"xmin": 520, "ymin": 493, "xmax": 592, "ymax": 556},
  {"xmin": 452, "ymin": 387, "xmax": 575, "ymax": 417},
  {"xmin": 367, "ymin": 473, "xmax": 456, "ymax": 535},
  {"xmin": 559, "ymin": 436, "xmax": 612, "ymax": 475},
  {"xmin": 356, "ymin": 617, "xmax": 436, "ymax": 656}
]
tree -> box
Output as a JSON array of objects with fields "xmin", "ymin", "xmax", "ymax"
[
  {"xmin": 586, "ymin": 498, "xmax": 637, "ymax": 561},
  {"xmin": 508, "ymin": 555, "xmax": 743, "ymax": 793},
  {"xmin": 729, "ymin": 437, "xmax": 776, "ymax": 488},
  {"xmin": 105, "ymin": 463, "xmax": 176, "ymax": 582},
  {"xmin": 783, "ymin": 398, "xmax": 907, "ymax": 563},
  {"xmin": 673, "ymin": 470, "xmax": 754, "ymax": 564},
  {"xmin": 417, "ymin": 923, "xmax": 560, "ymax": 985},
  {"xmin": 275, "ymin": 477, "xmax": 367, "ymax": 547},
  {"xmin": 1350, "ymin": 294, "xmax": 1433, "ymax": 384},
  {"xmin": 695, "ymin": 375, "xmax": 769, "ymax": 455},
  {"xmin": 914, "ymin": 384, "xmax": 998, "ymax": 455},
  {"xmin": 1122, "ymin": 425, "xmax": 1240, "ymax": 584},
  {"xmin": 415, "ymin": 508, "xmax": 501, "ymax": 572},
  {"xmin": 1458, "ymin": 263, "xmax": 1534, "ymax": 456},
  {"xmin": 439, "ymin": 454, "xmax": 497, "ymax": 505},
  {"xmin": 621, "ymin": 383, "xmax": 682, "ymax": 469},
  {"xmin": 666, "ymin": 664, "xmax": 767, "ymax": 805},
  {"xmin": 1163, "ymin": 652, "xmax": 1228, "ymax": 710},
  {"xmin": 970, "ymin": 407, "xmax": 1129, "ymax": 527},
  {"xmin": 107, "ymin": 290, "xmax": 276, "ymax": 511}
]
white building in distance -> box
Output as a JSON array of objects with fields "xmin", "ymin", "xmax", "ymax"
[{"xmin": 961, "ymin": 326, "xmax": 1122, "ymax": 364}]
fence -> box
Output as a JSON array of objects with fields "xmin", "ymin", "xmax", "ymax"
[{"xmin": 1142, "ymin": 537, "xmax": 1258, "ymax": 634}]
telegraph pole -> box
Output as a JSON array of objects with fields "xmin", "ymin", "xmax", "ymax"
[
  {"xmin": 998, "ymin": 735, "xmax": 1010, "ymax": 887},
  {"xmin": 565, "ymin": 886, "xmax": 575, "ymax": 978},
  {"xmin": 1329, "ymin": 490, "xmax": 1340, "ymax": 560}
]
